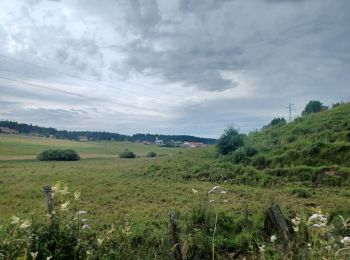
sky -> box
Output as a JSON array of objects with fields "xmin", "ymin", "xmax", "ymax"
[{"xmin": 0, "ymin": 0, "xmax": 349, "ymax": 138}]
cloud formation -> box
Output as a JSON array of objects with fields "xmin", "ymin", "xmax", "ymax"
[{"xmin": 0, "ymin": 0, "xmax": 349, "ymax": 137}]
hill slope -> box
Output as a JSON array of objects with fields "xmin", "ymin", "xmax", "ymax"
[{"xmin": 143, "ymin": 103, "xmax": 350, "ymax": 187}]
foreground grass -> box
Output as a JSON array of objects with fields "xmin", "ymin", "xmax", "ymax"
[{"xmin": 1, "ymin": 155, "xmax": 349, "ymax": 226}]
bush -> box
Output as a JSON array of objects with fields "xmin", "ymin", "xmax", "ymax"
[
  {"xmin": 302, "ymin": 100, "xmax": 328, "ymax": 115},
  {"xmin": 291, "ymin": 188, "xmax": 312, "ymax": 198},
  {"xmin": 37, "ymin": 149, "xmax": 80, "ymax": 161},
  {"xmin": 147, "ymin": 152, "xmax": 157, "ymax": 157},
  {"xmin": 251, "ymin": 155, "xmax": 270, "ymax": 169},
  {"xmin": 232, "ymin": 147, "xmax": 249, "ymax": 164},
  {"xmin": 119, "ymin": 149, "xmax": 136, "ymax": 158},
  {"xmin": 217, "ymin": 127, "xmax": 244, "ymax": 155}
]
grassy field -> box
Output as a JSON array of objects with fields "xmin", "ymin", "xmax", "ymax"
[
  {"xmin": 0, "ymin": 137, "xmax": 349, "ymax": 225},
  {"xmin": 1, "ymin": 106, "xmax": 350, "ymax": 258},
  {"xmin": 0, "ymin": 133, "xmax": 180, "ymax": 159}
]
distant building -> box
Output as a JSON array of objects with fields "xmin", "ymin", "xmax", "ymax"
[
  {"xmin": 155, "ymin": 136, "xmax": 163, "ymax": 145},
  {"xmin": 79, "ymin": 136, "xmax": 88, "ymax": 142},
  {"xmin": 0, "ymin": 127, "xmax": 19, "ymax": 134},
  {"xmin": 181, "ymin": 142, "xmax": 205, "ymax": 148}
]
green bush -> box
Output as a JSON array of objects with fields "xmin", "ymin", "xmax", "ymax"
[
  {"xmin": 119, "ymin": 149, "xmax": 136, "ymax": 158},
  {"xmin": 251, "ymin": 155, "xmax": 270, "ymax": 169},
  {"xmin": 147, "ymin": 152, "xmax": 157, "ymax": 157},
  {"xmin": 232, "ymin": 147, "xmax": 249, "ymax": 164},
  {"xmin": 291, "ymin": 188, "xmax": 312, "ymax": 198},
  {"xmin": 37, "ymin": 149, "xmax": 80, "ymax": 161},
  {"xmin": 217, "ymin": 127, "xmax": 244, "ymax": 155}
]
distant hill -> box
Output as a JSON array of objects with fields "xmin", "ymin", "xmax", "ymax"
[{"xmin": 0, "ymin": 120, "xmax": 216, "ymax": 144}]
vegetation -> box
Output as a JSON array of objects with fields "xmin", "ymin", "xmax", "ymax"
[
  {"xmin": 1, "ymin": 101, "xmax": 350, "ymax": 258},
  {"xmin": 147, "ymin": 151, "xmax": 157, "ymax": 157},
  {"xmin": 217, "ymin": 126, "xmax": 244, "ymax": 155},
  {"xmin": 37, "ymin": 149, "xmax": 80, "ymax": 161},
  {"xmin": 0, "ymin": 120, "xmax": 216, "ymax": 144},
  {"xmin": 119, "ymin": 149, "xmax": 136, "ymax": 159},
  {"xmin": 302, "ymin": 100, "xmax": 328, "ymax": 115}
]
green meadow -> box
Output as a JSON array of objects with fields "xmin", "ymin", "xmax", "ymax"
[{"xmin": 1, "ymin": 103, "xmax": 350, "ymax": 259}]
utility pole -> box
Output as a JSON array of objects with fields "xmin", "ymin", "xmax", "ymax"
[{"xmin": 286, "ymin": 103, "xmax": 296, "ymax": 123}]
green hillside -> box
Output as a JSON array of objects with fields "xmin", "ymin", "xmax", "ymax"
[
  {"xmin": 246, "ymin": 102, "xmax": 350, "ymax": 167},
  {"xmin": 144, "ymin": 102, "xmax": 350, "ymax": 187}
]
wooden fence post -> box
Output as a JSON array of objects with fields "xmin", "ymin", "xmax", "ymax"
[
  {"xmin": 168, "ymin": 211, "xmax": 183, "ymax": 260},
  {"xmin": 266, "ymin": 204, "xmax": 290, "ymax": 246},
  {"xmin": 43, "ymin": 185, "xmax": 53, "ymax": 214}
]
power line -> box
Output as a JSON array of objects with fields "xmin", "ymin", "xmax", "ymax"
[
  {"xmin": 0, "ymin": 75, "xmax": 164, "ymax": 114},
  {"xmin": 0, "ymin": 53, "xmax": 178, "ymax": 103}
]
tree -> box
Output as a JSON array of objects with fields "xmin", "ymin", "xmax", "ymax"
[
  {"xmin": 302, "ymin": 100, "xmax": 327, "ymax": 115},
  {"xmin": 264, "ymin": 117, "xmax": 286, "ymax": 128},
  {"xmin": 217, "ymin": 127, "xmax": 244, "ymax": 155}
]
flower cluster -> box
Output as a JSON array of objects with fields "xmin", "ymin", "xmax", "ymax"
[{"xmin": 308, "ymin": 213, "xmax": 328, "ymax": 228}]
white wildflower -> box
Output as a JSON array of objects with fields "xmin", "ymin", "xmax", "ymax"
[
  {"xmin": 11, "ymin": 216, "xmax": 20, "ymax": 224},
  {"xmin": 86, "ymin": 250, "xmax": 92, "ymax": 256},
  {"xmin": 341, "ymin": 236, "xmax": 350, "ymax": 246},
  {"xmin": 220, "ymin": 190, "xmax": 227, "ymax": 194},
  {"xmin": 74, "ymin": 191, "xmax": 81, "ymax": 201},
  {"xmin": 47, "ymin": 256, "xmax": 52, "ymax": 260},
  {"xmin": 258, "ymin": 244, "xmax": 265, "ymax": 253},
  {"xmin": 52, "ymin": 182, "xmax": 60, "ymax": 193},
  {"xmin": 270, "ymin": 235, "xmax": 277, "ymax": 243},
  {"xmin": 308, "ymin": 213, "xmax": 327, "ymax": 224},
  {"xmin": 209, "ymin": 200, "xmax": 215, "ymax": 203},
  {"xmin": 192, "ymin": 188, "xmax": 198, "ymax": 194},
  {"xmin": 293, "ymin": 226, "xmax": 299, "ymax": 232},
  {"xmin": 60, "ymin": 185, "xmax": 69, "ymax": 196},
  {"xmin": 60, "ymin": 201, "xmax": 70, "ymax": 212},
  {"xmin": 312, "ymin": 224, "xmax": 321, "ymax": 228},
  {"xmin": 30, "ymin": 252, "xmax": 38, "ymax": 260},
  {"xmin": 19, "ymin": 220, "xmax": 31, "ymax": 229},
  {"xmin": 97, "ymin": 238, "xmax": 104, "ymax": 246},
  {"xmin": 291, "ymin": 216, "xmax": 301, "ymax": 226},
  {"xmin": 82, "ymin": 224, "xmax": 90, "ymax": 229},
  {"xmin": 77, "ymin": 210, "xmax": 87, "ymax": 215}
]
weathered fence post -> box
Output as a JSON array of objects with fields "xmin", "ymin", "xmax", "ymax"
[
  {"xmin": 168, "ymin": 211, "xmax": 182, "ymax": 260},
  {"xmin": 266, "ymin": 204, "xmax": 290, "ymax": 246},
  {"xmin": 43, "ymin": 185, "xmax": 53, "ymax": 214}
]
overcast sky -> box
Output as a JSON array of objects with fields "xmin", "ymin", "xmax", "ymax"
[{"xmin": 0, "ymin": 0, "xmax": 349, "ymax": 138}]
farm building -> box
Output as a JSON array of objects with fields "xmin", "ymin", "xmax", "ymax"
[{"xmin": 0, "ymin": 127, "xmax": 19, "ymax": 134}]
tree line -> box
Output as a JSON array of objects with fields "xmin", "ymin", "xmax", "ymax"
[{"xmin": 0, "ymin": 120, "xmax": 216, "ymax": 144}]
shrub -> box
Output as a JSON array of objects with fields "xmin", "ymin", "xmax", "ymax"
[
  {"xmin": 287, "ymin": 135, "xmax": 297, "ymax": 143},
  {"xmin": 119, "ymin": 149, "xmax": 136, "ymax": 158},
  {"xmin": 302, "ymin": 100, "xmax": 328, "ymax": 115},
  {"xmin": 37, "ymin": 149, "xmax": 80, "ymax": 161},
  {"xmin": 251, "ymin": 155, "xmax": 270, "ymax": 169},
  {"xmin": 217, "ymin": 127, "xmax": 244, "ymax": 155},
  {"xmin": 232, "ymin": 147, "xmax": 249, "ymax": 164},
  {"xmin": 291, "ymin": 188, "xmax": 312, "ymax": 198},
  {"xmin": 147, "ymin": 152, "xmax": 157, "ymax": 157}
]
